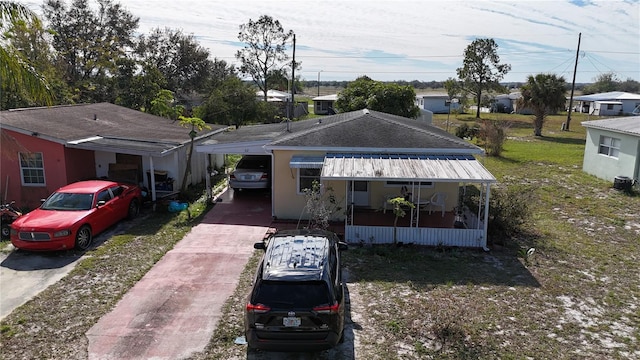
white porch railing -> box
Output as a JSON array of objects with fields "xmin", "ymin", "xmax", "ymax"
[{"xmin": 345, "ymin": 225, "xmax": 485, "ymax": 248}]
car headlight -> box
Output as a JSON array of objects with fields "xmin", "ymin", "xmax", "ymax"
[{"xmin": 53, "ymin": 230, "xmax": 71, "ymax": 237}]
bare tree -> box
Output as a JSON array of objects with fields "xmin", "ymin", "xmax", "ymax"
[{"xmin": 236, "ymin": 15, "xmax": 294, "ymax": 102}]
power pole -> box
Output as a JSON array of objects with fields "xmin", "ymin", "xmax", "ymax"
[
  {"xmin": 565, "ymin": 32, "xmax": 581, "ymax": 131},
  {"xmin": 290, "ymin": 34, "xmax": 296, "ymax": 122}
]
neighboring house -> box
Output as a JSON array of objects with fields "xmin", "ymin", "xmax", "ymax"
[
  {"xmin": 256, "ymin": 89, "xmax": 308, "ymax": 119},
  {"xmin": 572, "ymin": 91, "xmax": 640, "ymax": 115},
  {"xmin": 0, "ymin": 103, "xmax": 227, "ymax": 209},
  {"xmin": 415, "ymin": 94, "xmax": 460, "ymax": 114},
  {"xmin": 312, "ymin": 94, "xmax": 338, "ymax": 115},
  {"xmin": 256, "ymin": 89, "xmax": 292, "ymax": 102},
  {"xmin": 581, "ymin": 115, "xmax": 640, "ymax": 182},
  {"xmin": 196, "ymin": 109, "xmax": 497, "ymax": 249}
]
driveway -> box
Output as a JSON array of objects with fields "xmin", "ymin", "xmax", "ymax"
[{"xmin": 87, "ymin": 189, "xmax": 273, "ymax": 359}]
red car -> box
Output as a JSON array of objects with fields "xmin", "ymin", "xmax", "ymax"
[{"xmin": 10, "ymin": 180, "xmax": 142, "ymax": 251}]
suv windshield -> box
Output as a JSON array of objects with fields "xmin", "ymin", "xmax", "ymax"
[{"xmin": 253, "ymin": 281, "xmax": 331, "ymax": 308}]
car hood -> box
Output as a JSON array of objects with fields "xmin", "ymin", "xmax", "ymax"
[{"xmin": 12, "ymin": 209, "xmax": 90, "ymax": 230}]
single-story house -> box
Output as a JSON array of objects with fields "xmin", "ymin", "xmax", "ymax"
[
  {"xmin": 0, "ymin": 103, "xmax": 227, "ymax": 209},
  {"xmin": 415, "ymin": 94, "xmax": 460, "ymax": 114},
  {"xmin": 581, "ymin": 115, "xmax": 640, "ymax": 182},
  {"xmin": 492, "ymin": 92, "xmax": 532, "ymax": 114},
  {"xmin": 256, "ymin": 89, "xmax": 292, "ymax": 102},
  {"xmin": 572, "ymin": 91, "xmax": 640, "ymax": 115},
  {"xmin": 312, "ymin": 94, "xmax": 338, "ymax": 115},
  {"xmin": 196, "ymin": 109, "xmax": 497, "ymax": 249}
]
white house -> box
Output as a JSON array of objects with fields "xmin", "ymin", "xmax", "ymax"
[
  {"xmin": 581, "ymin": 116, "xmax": 640, "ymax": 182},
  {"xmin": 415, "ymin": 94, "xmax": 460, "ymax": 114},
  {"xmin": 312, "ymin": 94, "xmax": 338, "ymax": 115},
  {"xmin": 573, "ymin": 92, "xmax": 640, "ymax": 115}
]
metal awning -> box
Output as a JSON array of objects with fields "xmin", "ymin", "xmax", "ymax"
[
  {"xmin": 289, "ymin": 155, "xmax": 325, "ymax": 169},
  {"xmin": 321, "ymin": 153, "xmax": 496, "ymax": 183}
]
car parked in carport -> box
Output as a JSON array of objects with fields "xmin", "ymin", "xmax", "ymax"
[
  {"xmin": 10, "ymin": 180, "xmax": 142, "ymax": 251},
  {"xmin": 245, "ymin": 229, "xmax": 348, "ymax": 352},
  {"xmin": 229, "ymin": 155, "xmax": 271, "ymax": 190}
]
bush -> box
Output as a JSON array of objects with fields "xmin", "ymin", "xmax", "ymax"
[
  {"xmin": 454, "ymin": 123, "xmax": 479, "ymax": 139},
  {"xmin": 478, "ymin": 120, "xmax": 509, "ymax": 157},
  {"xmin": 467, "ymin": 185, "xmax": 532, "ymax": 245}
]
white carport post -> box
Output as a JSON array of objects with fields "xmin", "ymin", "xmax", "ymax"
[
  {"xmin": 204, "ymin": 155, "xmax": 211, "ymax": 200},
  {"xmin": 149, "ymin": 156, "xmax": 157, "ymax": 202},
  {"xmin": 482, "ymin": 182, "xmax": 492, "ymax": 251}
]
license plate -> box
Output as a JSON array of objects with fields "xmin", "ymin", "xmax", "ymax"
[
  {"xmin": 283, "ymin": 317, "xmax": 301, "ymax": 327},
  {"xmin": 242, "ymin": 175, "xmax": 254, "ymax": 180}
]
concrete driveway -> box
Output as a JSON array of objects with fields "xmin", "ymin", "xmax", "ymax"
[{"xmin": 87, "ymin": 189, "xmax": 273, "ymax": 360}]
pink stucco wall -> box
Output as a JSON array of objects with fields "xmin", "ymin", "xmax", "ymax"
[{"xmin": 1, "ymin": 129, "xmax": 96, "ymax": 210}]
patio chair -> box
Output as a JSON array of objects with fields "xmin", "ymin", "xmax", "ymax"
[{"xmin": 428, "ymin": 192, "xmax": 447, "ymax": 217}]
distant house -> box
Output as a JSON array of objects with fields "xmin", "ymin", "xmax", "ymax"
[
  {"xmin": 581, "ymin": 115, "xmax": 640, "ymax": 182},
  {"xmin": 256, "ymin": 89, "xmax": 292, "ymax": 102},
  {"xmin": 197, "ymin": 109, "xmax": 497, "ymax": 249},
  {"xmin": 573, "ymin": 92, "xmax": 640, "ymax": 115},
  {"xmin": 312, "ymin": 94, "xmax": 338, "ymax": 115},
  {"xmin": 415, "ymin": 94, "xmax": 459, "ymax": 114},
  {"xmin": 0, "ymin": 103, "xmax": 227, "ymax": 209}
]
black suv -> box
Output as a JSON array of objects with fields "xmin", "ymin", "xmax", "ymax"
[{"xmin": 245, "ymin": 229, "xmax": 348, "ymax": 351}]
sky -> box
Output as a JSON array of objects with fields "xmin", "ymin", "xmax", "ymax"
[{"xmin": 22, "ymin": 0, "xmax": 640, "ymax": 84}]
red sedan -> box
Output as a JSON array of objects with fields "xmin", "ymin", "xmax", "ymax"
[{"xmin": 10, "ymin": 180, "xmax": 142, "ymax": 251}]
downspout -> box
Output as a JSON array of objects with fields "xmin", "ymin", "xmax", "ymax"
[
  {"xmin": 149, "ymin": 156, "xmax": 157, "ymax": 205},
  {"xmin": 482, "ymin": 183, "xmax": 491, "ymax": 252}
]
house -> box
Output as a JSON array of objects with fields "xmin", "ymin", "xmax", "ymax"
[
  {"xmin": 572, "ymin": 91, "xmax": 640, "ymax": 115},
  {"xmin": 256, "ymin": 89, "xmax": 292, "ymax": 102},
  {"xmin": 196, "ymin": 109, "xmax": 497, "ymax": 249},
  {"xmin": 415, "ymin": 93, "xmax": 460, "ymax": 114},
  {"xmin": 312, "ymin": 94, "xmax": 338, "ymax": 115},
  {"xmin": 0, "ymin": 103, "xmax": 227, "ymax": 209},
  {"xmin": 581, "ymin": 115, "xmax": 640, "ymax": 182}
]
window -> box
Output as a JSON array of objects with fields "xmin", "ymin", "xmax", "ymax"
[
  {"xmin": 385, "ymin": 180, "xmax": 433, "ymax": 188},
  {"xmin": 19, "ymin": 152, "xmax": 45, "ymax": 185},
  {"xmin": 606, "ymin": 104, "xmax": 614, "ymax": 110},
  {"xmin": 298, "ymin": 168, "xmax": 321, "ymax": 193},
  {"xmin": 598, "ymin": 136, "xmax": 620, "ymax": 158}
]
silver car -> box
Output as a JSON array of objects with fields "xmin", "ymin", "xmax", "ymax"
[{"xmin": 229, "ymin": 155, "xmax": 271, "ymax": 190}]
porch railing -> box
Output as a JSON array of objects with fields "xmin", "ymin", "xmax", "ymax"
[{"xmin": 345, "ymin": 225, "xmax": 485, "ymax": 248}]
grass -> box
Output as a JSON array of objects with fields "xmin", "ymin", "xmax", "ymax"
[{"xmin": 2, "ymin": 112, "xmax": 639, "ymax": 359}]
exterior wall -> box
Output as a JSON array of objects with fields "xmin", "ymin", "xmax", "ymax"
[
  {"xmin": 313, "ymin": 100, "xmax": 334, "ymax": 115},
  {"xmin": 345, "ymin": 226, "xmax": 485, "ymax": 248},
  {"xmin": 272, "ymin": 149, "xmax": 460, "ymax": 220},
  {"xmin": 95, "ymin": 151, "xmax": 117, "ymax": 178},
  {"xmin": 0, "ymin": 129, "xmax": 96, "ymax": 210},
  {"xmin": 416, "ymin": 96, "xmax": 460, "ymax": 114},
  {"xmin": 593, "ymin": 102, "xmax": 623, "ymax": 116},
  {"xmin": 583, "ymin": 128, "xmax": 640, "ymax": 181}
]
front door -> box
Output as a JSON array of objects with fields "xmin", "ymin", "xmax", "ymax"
[{"xmin": 348, "ymin": 181, "xmax": 369, "ymax": 207}]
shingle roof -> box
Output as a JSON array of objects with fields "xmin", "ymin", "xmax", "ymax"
[
  {"xmin": 199, "ymin": 109, "xmax": 482, "ymax": 154},
  {"xmin": 581, "ymin": 116, "xmax": 640, "ymax": 136},
  {"xmin": 0, "ymin": 103, "xmax": 227, "ymax": 155}
]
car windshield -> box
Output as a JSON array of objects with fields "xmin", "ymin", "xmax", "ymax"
[
  {"xmin": 254, "ymin": 281, "xmax": 331, "ymax": 308},
  {"xmin": 41, "ymin": 192, "xmax": 94, "ymax": 211}
]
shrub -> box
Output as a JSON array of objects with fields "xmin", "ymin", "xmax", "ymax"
[
  {"xmin": 478, "ymin": 119, "xmax": 509, "ymax": 156},
  {"xmin": 467, "ymin": 185, "xmax": 532, "ymax": 245},
  {"xmin": 454, "ymin": 122, "xmax": 479, "ymax": 139}
]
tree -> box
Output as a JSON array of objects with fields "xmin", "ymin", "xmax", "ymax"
[
  {"xmin": 115, "ymin": 62, "xmax": 167, "ymax": 111},
  {"xmin": 335, "ymin": 76, "xmax": 420, "ymax": 118},
  {"xmin": 388, "ymin": 197, "xmax": 415, "ymax": 245},
  {"xmin": 178, "ymin": 115, "xmax": 210, "ymax": 193},
  {"xmin": 136, "ymin": 27, "xmax": 216, "ymax": 97},
  {"xmin": 581, "ymin": 72, "xmax": 618, "ymax": 95},
  {"xmin": 236, "ymin": 15, "xmax": 294, "ymax": 102},
  {"xmin": 149, "ymin": 89, "xmax": 184, "ymax": 120},
  {"xmin": 0, "ymin": 1, "xmax": 53, "ymax": 109},
  {"xmin": 196, "ymin": 76, "xmax": 258, "ymax": 128},
  {"xmin": 43, "ymin": 0, "xmax": 139, "ymax": 103},
  {"xmin": 517, "ymin": 74, "xmax": 567, "ymax": 136},
  {"xmin": 456, "ymin": 38, "xmax": 511, "ymax": 118}
]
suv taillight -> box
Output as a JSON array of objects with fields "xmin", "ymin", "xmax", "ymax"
[
  {"xmin": 260, "ymin": 173, "xmax": 268, "ymax": 180},
  {"xmin": 313, "ymin": 302, "xmax": 339, "ymax": 314},
  {"xmin": 230, "ymin": 174, "xmax": 236, "ymax": 180},
  {"xmin": 246, "ymin": 302, "xmax": 270, "ymax": 313}
]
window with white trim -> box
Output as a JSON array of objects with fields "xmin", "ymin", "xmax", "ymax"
[
  {"xmin": 19, "ymin": 152, "xmax": 46, "ymax": 185},
  {"xmin": 298, "ymin": 168, "xmax": 321, "ymax": 193},
  {"xmin": 598, "ymin": 136, "xmax": 620, "ymax": 158}
]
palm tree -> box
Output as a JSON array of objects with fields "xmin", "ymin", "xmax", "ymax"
[
  {"xmin": 517, "ymin": 74, "xmax": 567, "ymax": 136},
  {"xmin": 0, "ymin": 1, "xmax": 53, "ymax": 107}
]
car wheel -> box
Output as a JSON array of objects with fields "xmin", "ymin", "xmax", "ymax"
[
  {"xmin": 75, "ymin": 225, "xmax": 92, "ymax": 250},
  {"xmin": 1, "ymin": 223, "xmax": 10, "ymax": 240},
  {"xmin": 127, "ymin": 199, "xmax": 139, "ymax": 220}
]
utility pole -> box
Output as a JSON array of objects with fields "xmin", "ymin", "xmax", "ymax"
[
  {"xmin": 565, "ymin": 32, "xmax": 581, "ymax": 131},
  {"xmin": 290, "ymin": 34, "xmax": 296, "ymax": 122}
]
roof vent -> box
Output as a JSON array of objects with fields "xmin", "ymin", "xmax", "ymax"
[{"xmin": 362, "ymin": 109, "xmax": 369, "ymax": 115}]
